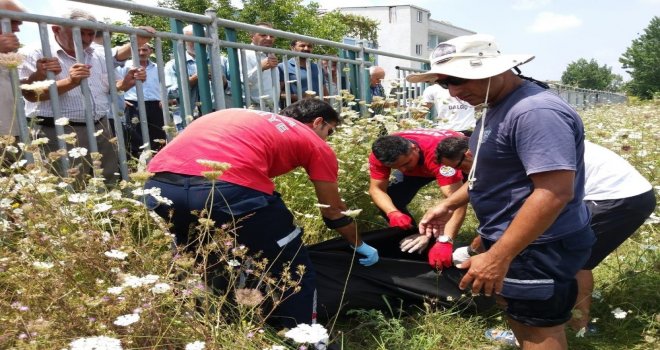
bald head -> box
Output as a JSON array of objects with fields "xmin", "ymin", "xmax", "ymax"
[
  {"xmin": 0, "ymin": 0, "xmax": 25, "ymax": 11},
  {"xmin": 0, "ymin": 0, "xmax": 26, "ymax": 34},
  {"xmin": 369, "ymin": 66, "xmax": 385, "ymax": 86}
]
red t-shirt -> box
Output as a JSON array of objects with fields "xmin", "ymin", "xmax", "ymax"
[
  {"xmin": 368, "ymin": 129, "xmax": 464, "ymax": 186},
  {"xmin": 148, "ymin": 109, "xmax": 338, "ymax": 194}
]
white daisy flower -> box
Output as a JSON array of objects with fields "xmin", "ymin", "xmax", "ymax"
[
  {"xmin": 113, "ymin": 313, "xmax": 140, "ymax": 327},
  {"xmin": 104, "ymin": 249, "xmax": 128, "ymax": 260}
]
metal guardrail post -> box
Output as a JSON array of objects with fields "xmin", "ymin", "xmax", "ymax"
[
  {"xmin": 169, "ymin": 18, "xmax": 192, "ymax": 127},
  {"xmin": 72, "ymin": 27, "xmax": 99, "ymax": 154},
  {"xmin": 341, "ymin": 49, "xmax": 358, "ymax": 100},
  {"xmin": 192, "ymin": 23, "xmax": 212, "ymax": 115},
  {"xmin": 224, "ymin": 27, "xmax": 243, "ymax": 108},
  {"xmin": 154, "ymin": 37, "xmax": 173, "ymax": 141},
  {"xmin": 205, "ymin": 9, "xmax": 226, "ymax": 111},
  {"xmin": 361, "ymin": 43, "xmax": 372, "ymax": 104},
  {"xmin": 102, "ymin": 31, "xmax": 128, "ymax": 180},
  {"xmin": 2, "ymin": 16, "xmax": 33, "ymax": 163}
]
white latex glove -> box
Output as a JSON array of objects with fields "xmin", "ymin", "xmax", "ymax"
[
  {"xmin": 452, "ymin": 246, "xmax": 471, "ymax": 266},
  {"xmin": 399, "ymin": 233, "xmax": 431, "ymax": 254}
]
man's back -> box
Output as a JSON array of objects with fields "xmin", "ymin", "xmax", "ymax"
[
  {"xmin": 584, "ymin": 141, "xmax": 652, "ymax": 200},
  {"xmin": 147, "ymin": 109, "xmax": 337, "ymax": 194}
]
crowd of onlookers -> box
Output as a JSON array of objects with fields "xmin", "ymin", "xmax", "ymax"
[{"xmin": 2, "ymin": 3, "xmax": 417, "ymax": 178}]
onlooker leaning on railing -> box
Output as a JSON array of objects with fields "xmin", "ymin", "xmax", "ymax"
[
  {"xmin": 116, "ymin": 42, "xmax": 165, "ymax": 158},
  {"xmin": 19, "ymin": 8, "xmax": 146, "ymax": 183},
  {"xmin": 278, "ymin": 40, "xmax": 327, "ymax": 107},
  {"xmin": 240, "ymin": 22, "xmax": 279, "ymax": 112}
]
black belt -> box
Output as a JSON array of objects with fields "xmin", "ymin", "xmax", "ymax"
[
  {"xmin": 152, "ymin": 172, "xmax": 214, "ymax": 186},
  {"xmin": 30, "ymin": 117, "xmax": 102, "ymax": 127},
  {"xmin": 125, "ymin": 100, "xmax": 161, "ymax": 105}
]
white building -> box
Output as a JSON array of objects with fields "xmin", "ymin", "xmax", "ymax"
[{"xmin": 337, "ymin": 5, "xmax": 475, "ymax": 79}]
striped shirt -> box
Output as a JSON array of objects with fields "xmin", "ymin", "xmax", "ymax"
[{"xmin": 19, "ymin": 36, "xmax": 111, "ymax": 122}]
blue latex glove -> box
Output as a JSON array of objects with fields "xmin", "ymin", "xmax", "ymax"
[{"xmin": 353, "ymin": 242, "xmax": 379, "ymax": 266}]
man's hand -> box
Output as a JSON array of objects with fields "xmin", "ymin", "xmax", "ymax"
[
  {"xmin": 387, "ymin": 211, "xmax": 413, "ymax": 230},
  {"xmin": 418, "ymin": 203, "xmax": 453, "ymax": 237},
  {"xmin": 189, "ymin": 73, "xmax": 198, "ymax": 87},
  {"xmin": 25, "ymin": 58, "xmax": 62, "ymax": 84},
  {"xmin": 458, "ymin": 251, "xmax": 511, "ymax": 297},
  {"xmin": 261, "ymin": 53, "xmax": 278, "ymax": 70},
  {"xmin": 399, "ymin": 233, "xmax": 430, "ymax": 254},
  {"xmin": 0, "ymin": 33, "xmax": 19, "ymax": 53},
  {"xmin": 428, "ymin": 241, "xmax": 453, "ymax": 269},
  {"xmin": 354, "ymin": 242, "xmax": 379, "ymax": 266},
  {"xmin": 135, "ymin": 26, "xmax": 156, "ymax": 47},
  {"xmin": 117, "ymin": 66, "xmax": 146, "ymax": 91},
  {"xmin": 67, "ymin": 63, "xmax": 91, "ymax": 85}
]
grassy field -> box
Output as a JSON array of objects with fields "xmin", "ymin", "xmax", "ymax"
[{"xmin": 0, "ymin": 100, "xmax": 657, "ymax": 349}]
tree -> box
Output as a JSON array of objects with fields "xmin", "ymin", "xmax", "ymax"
[
  {"xmin": 561, "ymin": 58, "xmax": 617, "ymax": 91},
  {"xmin": 127, "ymin": 0, "xmax": 378, "ymax": 58},
  {"xmin": 620, "ymin": 16, "xmax": 660, "ymax": 99}
]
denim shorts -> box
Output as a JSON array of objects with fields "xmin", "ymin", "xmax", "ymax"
[{"xmin": 483, "ymin": 226, "xmax": 595, "ymax": 327}]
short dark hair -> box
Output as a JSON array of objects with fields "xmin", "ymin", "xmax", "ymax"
[
  {"xmin": 372, "ymin": 135, "xmax": 412, "ymax": 165},
  {"xmin": 279, "ymin": 99, "xmax": 339, "ymax": 124},
  {"xmin": 290, "ymin": 39, "xmax": 312, "ymax": 48},
  {"xmin": 252, "ymin": 22, "xmax": 274, "ymax": 35},
  {"xmin": 435, "ymin": 136, "xmax": 469, "ymax": 164}
]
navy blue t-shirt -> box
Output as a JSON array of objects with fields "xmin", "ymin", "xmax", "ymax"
[{"xmin": 468, "ymin": 81, "xmax": 590, "ymax": 243}]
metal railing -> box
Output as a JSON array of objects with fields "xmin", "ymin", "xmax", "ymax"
[
  {"xmin": 0, "ymin": 0, "xmax": 627, "ymax": 181},
  {"xmin": 395, "ymin": 66, "xmax": 628, "ymax": 110}
]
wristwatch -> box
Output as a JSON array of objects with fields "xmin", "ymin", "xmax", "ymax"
[{"xmin": 437, "ymin": 235, "xmax": 453, "ymax": 244}]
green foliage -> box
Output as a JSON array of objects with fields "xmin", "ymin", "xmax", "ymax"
[
  {"xmin": 620, "ymin": 16, "xmax": 660, "ymax": 100},
  {"xmin": 561, "ymin": 58, "xmax": 618, "ymax": 91},
  {"xmin": 126, "ymin": 0, "xmax": 379, "ymax": 59}
]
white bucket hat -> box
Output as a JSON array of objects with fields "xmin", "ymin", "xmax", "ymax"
[{"xmin": 406, "ymin": 34, "xmax": 535, "ymax": 83}]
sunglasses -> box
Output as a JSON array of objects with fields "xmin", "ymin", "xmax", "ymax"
[
  {"xmin": 323, "ymin": 121, "xmax": 336, "ymax": 136},
  {"xmin": 436, "ymin": 76, "xmax": 469, "ymax": 89}
]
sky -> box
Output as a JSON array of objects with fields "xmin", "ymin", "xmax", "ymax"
[{"xmin": 14, "ymin": 0, "xmax": 660, "ymax": 81}]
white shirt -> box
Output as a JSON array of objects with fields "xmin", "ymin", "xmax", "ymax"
[
  {"xmin": 422, "ymin": 84, "xmax": 475, "ymax": 131},
  {"xmin": 584, "ymin": 141, "xmax": 652, "ymax": 200},
  {"xmin": 240, "ymin": 45, "xmax": 279, "ymax": 110}
]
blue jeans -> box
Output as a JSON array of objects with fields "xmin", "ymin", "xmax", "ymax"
[
  {"xmin": 382, "ymin": 171, "xmax": 434, "ymax": 222},
  {"xmin": 144, "ymin": 175, "xmax": 316, "ymax": 328}
]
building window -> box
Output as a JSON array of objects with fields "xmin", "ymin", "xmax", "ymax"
[
  {"xmin": 415, "ymin": 44, "xmax": 423, "ymax": 55},
  {"xmin": 417, "ymin": 11, "xmax": 423, "ymax": 22},
  {"xmin": 428, "ymin": 35, "xmax": 438, "ymax": 48}
]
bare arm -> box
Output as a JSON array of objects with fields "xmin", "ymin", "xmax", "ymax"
[
  {"xmin": 438, "ymin": 181, "xmax": 467, "ymax": 239},
  {"xmin": 368, "ymin": 177, "xmax": 397, "ymax": 215},
  {"xmin": 459, "ymin": 170, "xmax": 576, "ymax": 296},
  {"xmin": 113, "ymin": 26, "xmax": 156, "ymax": 61},
  {"xmin": 419, "ymin": 181, "xmax": 470, "ymax": 237}
]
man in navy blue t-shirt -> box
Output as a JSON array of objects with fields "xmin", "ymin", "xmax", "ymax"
[{"xmin": 408, "ymin": 34, "xmax": 595, "ymax": 350}]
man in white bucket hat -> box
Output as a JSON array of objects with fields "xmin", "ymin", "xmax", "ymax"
[{"xmin": 411, "ymin": 34, "xmax": 595, "ymax": 350}]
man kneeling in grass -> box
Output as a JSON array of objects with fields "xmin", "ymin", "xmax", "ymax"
[{"xmin": 144, "ymin": 99, "xmax": 379, "ymax": 329}]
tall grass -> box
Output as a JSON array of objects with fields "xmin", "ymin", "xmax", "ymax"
[{"xmin": 0, "ymin": 99, "xmax": 657, "ymax": 349}]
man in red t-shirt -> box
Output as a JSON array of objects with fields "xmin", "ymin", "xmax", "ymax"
[
  {"xmin": 145, "ymin": 99, "xmax": 378, "ymax": 329},
  {"xmin": 368, "ymin": 129, "xmax": 467, "ymax": 269}
]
